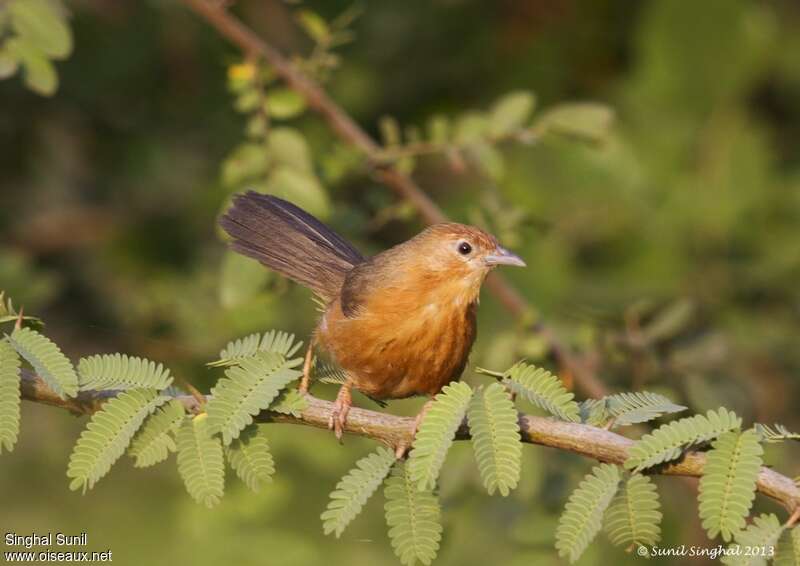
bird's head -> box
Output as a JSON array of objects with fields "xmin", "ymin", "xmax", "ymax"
[{"xmin": 409, "ymin": 223, "xmax": 526, "ymax": 295}]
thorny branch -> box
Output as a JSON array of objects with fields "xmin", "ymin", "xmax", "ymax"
[
  {"xmin": 20, "ymin": 371, "xmax": 800, "ymax": 514},
  {"xmin": 178, "ymin": 0, "xmax": 609, "ymax": 398}
]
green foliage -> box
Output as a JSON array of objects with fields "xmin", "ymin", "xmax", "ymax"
[
  {"xmin": 624, "ymin": 407, "xmax": 742, "ymax": 472},
  {"xmin": 604, "ymin": 391, "xmax": 687, "ymax": 427},
  {"xmin": 604, "ymin": 473, "xmax": 662, "ymax": 548},
  {"xmin": 776, "ymin": 526, "xmax": 800, "ymax": 566},
  {"xmin": 408, "ymin": 381, "xmax": 473, "ymax": 491},
  {"xmin": 206, "ymin": 352, "xmax": 302, "ymax": 445},
  {"xmin": 755, "ymin": 423, "xmax": 800, "ymax": 443},
  {"xmin": 209, "ymin": 330, "xmax": 303, "ymax": 367},
  {"xmin": 0, "ymin": 338, "xmax": 22, "ymax": 453},
  {"xmin": 270, "ymin": 388, "xmax": 308, "ymax": 417},
  {"xmin": 502, "ymin": 362, "xmax": 580, "ymax": 422},
  {"xmin": 226, "ymin": 425, "xmax": 275, "ymax": 492},
  {"xmin": 128, "ymin": 399, "xmax": 186, "ymax": 468},
  {"xmin": 488, "ymin": 91, "xmax": 536, "ymax": 137},
  {"xmin": 533, "ymin": 103, "xmax": 614, "ymax": 143},
  {"xmin": 176, "ymin": 414, "xmax": 225, "ymax": 508},
  {"xmin": 555, "ymin": 463, "xmax": 621, "ymax": 563},
  {"xmin": 78, "ymin": 353, "xmax": 173, "ymax": 391},
  {"xmin": 698, "ymin": 429, "xmax": 764, "ymax": 542},
  {"xmin": 0, "ymin": 0, "xmax": 72, "ymax": 96},
  {"xmin": 67, "ymin": 390, "xmax": 167, "ymax": 492},
  {"xmin": 8, "ymin": 327, "xmax": 78, "ymax": 399},
  {"xmin": 384, "ymin": 461, "xmax": 442, "ymax": 566},
  {"xmin": 466, "ymin": 382, "xmax": 522, "ymax": 496},
  {"xmin": 721, "ymin": 513, "xmax": 785, "ymax": 566},
  {"xmin": 321, "ymin": 446, "xmax": 396, "ymax": 538}
]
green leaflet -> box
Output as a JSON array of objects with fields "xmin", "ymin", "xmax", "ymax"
[
  {"xmin": 208, "ymin": 330, "xmax": 303, "ymax": 367},
  {"xmin": 321, "ymin": 446, "xmax": 395, "ymax": 538},
  {"xmin": 0, "ymin": 339, "xmax": 22, "ymax": 453},
  {"xmin": 8, "ymin": 327, "xmax": 78, "ymax": 399},
  {"xmin": 177, "ymin": 414, "xmax": 225, "ymax": 508},
  {"xmin": 503, "ymin": 362, "xmax": 580, "ymax": 422},
  {"xmin": 67, "ymin": 389, "xmax": 167, "ymax": 492},
  {"xmin": 206, "ymin": 352, "xmax": 302, "ymax": 445},
  {"xmin": 128, "ymin": 399, "xmax": 186, "ymax": 468},
  {"xmin": 408, "ymin": 381, "xmax": 473, "ymax": 491},
  {"xmin": 755, "ymin": 423, "xmax": 800, "ymax": 443},
  {"xmin": 556, "ymin": 463, "xmax": 621, "ymax": 563},
  {"xmin": 698, "ymin": 429, "xmax": 764, "ymax": 542},
  {"xmin": 270, "ymin": 388, "xmax": 308, "ymax": 417},
  {"xmin": 604, "ymin": 473, "xmax": 662, "ymax": 548},
  {"xmin": 721, "ymin": 513, "xmax": 785, "ymax": 566},
  {"xmin": 384, "ymin": 461, "xmax": 442, "ymax": 566},
  {"xmin": 776, "ymin": 526, "xmax": 800, "ymax": 566},
  {"xmin": 604, "ymin": 391, "xmax": 687, "ymax": 427},
  {"xmin": 624, "ymin": 407, "xmax": 742, "ymax": 472},
  {"xmin": 226, "ymin": 424, "xmax": 275, "ymax": 492},
  {"xmin": 78, "ymin": 353, "xmax": 173, "ymax": 391},
  {"xmin": 467, "ymin": 382, "xmax": 522, "ymax": 496}
]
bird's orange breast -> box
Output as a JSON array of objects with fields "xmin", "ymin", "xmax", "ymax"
[{"xmin": 316, "ymin": 272, "xmax": 479, "ymax": 399}]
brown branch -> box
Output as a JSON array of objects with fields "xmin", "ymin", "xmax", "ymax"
[
  {"xmin": 20, "ymin": 371, "xmax": 800, "ymax": 514},
  {"xmin": 178, "ymin": 0, "xmax": 608, "ymax": 399}
]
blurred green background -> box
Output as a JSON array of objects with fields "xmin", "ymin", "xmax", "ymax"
[{"xmin": 1, "ymin": 0, "xmax": 799, "ymax": 564}]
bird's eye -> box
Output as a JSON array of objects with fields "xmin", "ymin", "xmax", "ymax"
[{"xmin": 458, "ymin": 241, "xmax": 472, "ymax": 255}]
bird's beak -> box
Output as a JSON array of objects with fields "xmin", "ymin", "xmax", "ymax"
[{"xmin": 484, "ymin": 246, "xmax": 526, "ymax": 267}]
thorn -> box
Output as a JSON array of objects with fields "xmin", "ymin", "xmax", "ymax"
[{"xmin": 15, "ymin": 306, "xmax": 24, "ymax": 331}]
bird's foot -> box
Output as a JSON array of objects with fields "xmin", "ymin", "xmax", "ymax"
[
  {"xmin": 395, "ymin": 399, "xmax": 435, "ymax": 459},
  {"xmin": 328, "ymin": 383, "xmax": 352, "ymax": 442}
]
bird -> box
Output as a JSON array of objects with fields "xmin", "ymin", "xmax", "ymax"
[{"xmin": 220, "ymin": 191, "xmax": 525, "ymax": 450}]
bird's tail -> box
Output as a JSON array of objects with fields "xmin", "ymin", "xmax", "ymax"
[{"xmin": 219, "ymin": 192, "xmax": 364, "ymax": 301}]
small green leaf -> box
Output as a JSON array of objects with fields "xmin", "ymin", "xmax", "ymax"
[
  {"xmin": 0, "ymin": 339, "xmax": 22, "ymax": 453},
  {"xmin": 268, "ymin": 127, "xmax": 313, "ymax": 173},
  {"xmin": 408, "ymin": 381, "xmax": 473, "ymax": 491},
  {"xmin": 265, "ymin": 88, "xmax": 306, "ymax": 119},
  {"xmin": 9, "ymin": 0, "xmax": 72, "ymax": 59},
  {"xmin": 322, "ymin": 446, "xmax": 395, "ymax": 538},
  {"xmin": 385, "ymin": 461, "xmax": 442, "ymax": 566},
  {"xmin": 0, "ymin": 49, "xmax": 19, "ymax": 79},
  {"xmin": 488, "ymin": 91, "xmax": 535, "ymax": 137},
  {"xmin": 176, "ymin": 414, "xmax": 225, "ymax": 508},
  {"xmin": 5, "ymin": 38, "xmax": 57, "ymax": 96},
  {"xmin": 537, "ymin": 102, "xmax": 614, "ymax": 143},
  {"xmin": 8, "ymin": 327, "xmax": 78, "ymax": 398},
  {"xmin": 604, "ymin": 473, "xmax": 662, "ymax": 548},
  {"xmin": 226, "ymin": 424, "xmax": 275, "ymax": 492},
  {"xmin": 453, "ymin": 112, "xmax": 488, "ymax": 144},
  {"xmin": 296, "ymin": 9, "xmax": 330, "ymax": 42},
  {"xmin": 221, "ymin": 143, "xmax": 269, "ymax": 188}
]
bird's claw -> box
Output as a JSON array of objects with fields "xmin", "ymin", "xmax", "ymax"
[{"xmin": 328, "ymin": 384, "xmax": 352, "ymax": 442}]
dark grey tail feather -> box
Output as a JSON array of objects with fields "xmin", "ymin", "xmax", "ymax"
[{"xmin": 220, "ymin": 192, "xmax": 364, "ymax": 300}]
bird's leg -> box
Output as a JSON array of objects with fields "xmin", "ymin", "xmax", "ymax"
[
  {"xmin": 395, "ymin": 398, "xmax": 435, "ymax": 459},
  {"xmin": 328, "ymin": 380, "xmax": 353, "ymax": 442},
  {"xmin": 298, "ymin": 336, "xmax": 317, "ymax": 395}
]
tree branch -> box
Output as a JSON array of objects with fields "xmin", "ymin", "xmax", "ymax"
[
  {"xmin": 20, "ymin": 371, "xmax": 800, "ymax": 514},
  {"xmin": 178, "ymin": 0, "xmax": 609, "ymax": 398}
]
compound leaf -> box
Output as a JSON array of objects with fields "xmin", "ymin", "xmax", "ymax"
[
  {"xmin": 604, "ymin": 473, "xmax": 662, "ymax": 548},
  {"xmin": 128, "ymin": 399, "xmax": 185, "ymax": 468},
  {"xmin": 776, "ymin": 526, "xmax": 800, "ymax": 566},
  {"xmin": 78, "ymin": 353, "xmax": 173, "ymax": 391},
  {"xmin": 209, "ymin": 330, "xmax": 302, "ymax": 367},
  {"xmin": 67, "ymin": 389, "xmax": 166, "ymax": 492},
  {"xmin": 556, "ymin": 463, "xmax": 621, "ymax": 563},
  {"xmin": 605, "ymin": 391, "xmax": 687, "ymax": 427},
  {"xmin": 176, "ymin": 414, "xmax": 225, "ymax": 508},
  {"xmin": 722, "ymin": 513, "xmax": 785, "ymax": 566},
  {"xmin": 8, "ymin": 327, "xmax": 77, "ymax": 398},
  {"xmin": 0, "ymin": 339, "xmax": 22, "ymax": 453},
  {"xmin": 624, "ymin": 407, "xmax": 742, "ymax": 472},
  {"xmin": 408, "ymin": 381, "xmax": 473, "ymax": 491},
  {"xmin": 467, "ymin": 382, "xmax": 521, "ymax": 496},
  {"xmin": 503, "ymin": 362, "xmax": 580, "ymax": 422},
  {"xmin": 385, "ymin": 461, "xmax": 442, "ymax": 566},
  {"xmin": 699, "ymin": 429, "xmax": 764, "ymax": 542},
  {"xmin": 322, "ymin": 446, "xmax": 395, "ymax": 538},
  {"xmin": 226, "ymin": 424, "xmax": 275, "ymax": 492}
]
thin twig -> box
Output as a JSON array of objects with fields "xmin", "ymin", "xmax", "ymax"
[
  {"xmin": 178, "ymin": 0, "xmax": 609, "ymax": 398},
  {"xmin": 19, "ymin": 371, "xmax": 800, "ymax": 514}
]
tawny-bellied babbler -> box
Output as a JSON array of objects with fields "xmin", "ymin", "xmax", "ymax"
[{"xmin": 220, "ymin": 192, "xmax": 525, "ymax": 449}]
